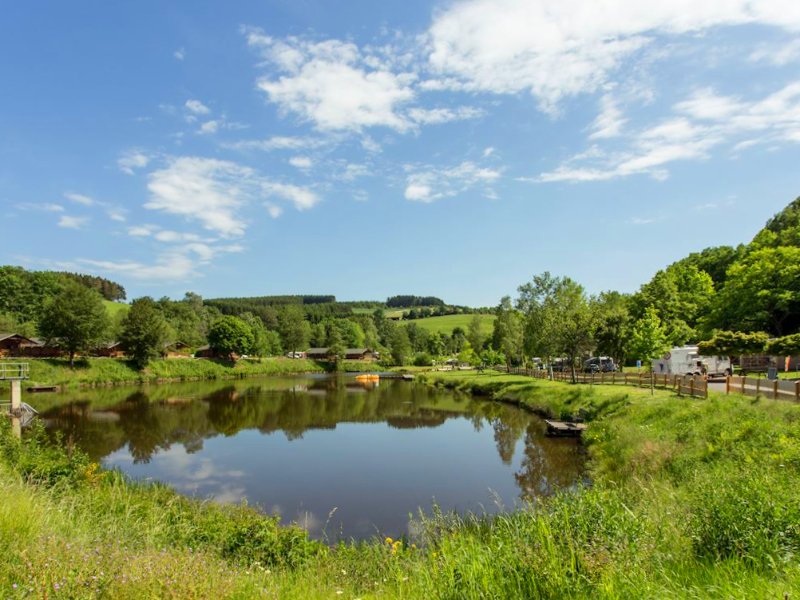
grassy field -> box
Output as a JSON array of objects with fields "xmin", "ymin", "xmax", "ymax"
[
  {"xmin": 0, "ymin": 357, "xmax": 323, "ymax": 389},
  {"xmin": 402, "ymin": 313, "xmax": 495, "ymax": 336},
  {"xmin": 2, "ymin": 371, "xmax": 798, "ymax": 597},
  {"xmin": 103, "ymin": 300, "xmax": 129, "ymax": 319}
]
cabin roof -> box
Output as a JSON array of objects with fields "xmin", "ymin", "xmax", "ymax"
[
  {"xmin": 306, "ymin": 347, "xmax": 330, "ymax": 353},
  {"xmin": 344, "ymin": 348, "xmax": 371, "ymax": 354},
  {"xmin": 0, "ymin": 332, "xmax": 38, "ymax": 345}
]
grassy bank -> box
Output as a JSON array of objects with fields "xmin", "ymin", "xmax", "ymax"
[
  {"xmin": 1, "ymin": 372, "xmax": 799, "ymax": 597},
  {"xmin": 0, "ymin": 357, "xmax": 323, "ymax": 389}
]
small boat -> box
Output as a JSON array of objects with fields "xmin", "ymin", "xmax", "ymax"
[{"xmin": 355, "ymin": 374, "xmax": 380, "ymax": 382}]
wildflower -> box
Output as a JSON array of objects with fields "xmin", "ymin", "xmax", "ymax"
[{"xmin": 385, "ymin": 537, "xmax": 393, "ymax": 545}]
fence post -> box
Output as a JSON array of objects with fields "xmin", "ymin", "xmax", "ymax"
[
  {"xmin": 795, "ymin": 380, "xmax": 800, "ymax": 402},
  {"xmin": 742, "ymin": 377, "xmax": 746, "ymax": 395},
  {"xmin": 755, "ymin": 378, "xmax": 761, "ymax": 398},
  {"xmin": 774, "ymin": 379, "xmax": 779, "ymax": 400},
  {"xmin": 690, "ymin": 378, "xmax": 695, "ymax": 398},
  {"xmin": 725, "ymin": 376, "xmax": 730, "ymax": 395}
]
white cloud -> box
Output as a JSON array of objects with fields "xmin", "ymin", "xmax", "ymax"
[
  {"xmin": 15, "ymin": 202, "xmax": 64, "ymax": 212},
  {"xmin": 261, "ymin": 182, "xmax": 319, "ymax": 210},
  {"xmin": 118, "ymin": 150, "xmax": 151, "ymax": 174},
  {"xmin": 289, "ymin": 156, "xmax": 313, "ymax": 169},
  {"xmin": 404, "ymin": 161, "xmax": 501, "ymax": 203},
  {"xmin": 427, "ymin": 0, "xmax": 800, "ymax": 112},
  {"xmin": 245, "ymin": 29, "xmax": 416, "ymax": 132},
  {"xmin": 154, "ymin": 230, "xmax": 202, "ymax": 243},
  {"xmin": 589, "ymin": 96, "xmax": 627, "ymax": 139},
  {"xmin": 64, "ymin": 192, "xmax": 94, "ymax": 206},
  {"xmin": 408, "ymin": 106, "xmax": 484, "ymax": 125},
  {"xmin": 146, "ymin": 157, "xmax": 252, "ymax": 237},
  {"xmin": 145, "ymin": 156, "xmax": 321, "ymax": 236},
  {"xmin": 198, "ymin": 120, "xmax": 219, "ymax": 135},
  {"xmin": 58, "ymin": 215, "xmax": 88, "ymax": 229},
  {"xmin": 106, "ymin": 208, "xmax": 127, "ymax": 222},
  {"xmin": 538, "ymin": 80, "xmax": 800, "ymax": 182},
  {"xmin": 749, "ymin": 38, "xmax": 800, "ymax": 66},
  {"xmin": 223, "ymin": 135, "xmax": 324, "ymax": 152},
  {"xmin": 174, "ymin": 48, "xmax": 185, "ymax": 61},
  {"xmin": 265, "ymin": 202, "xmax": 284, "ymax": 218},
  {"xmin": 482, "ymin": 146, "xmax": 495, "ymax": 158},
  {"xmin": 128, "ymin": 225, "xmax": 157, "ymax": 237},
  {"xmin": 185, "ymin": 99, "xmax": 211, "ymax": 115}
]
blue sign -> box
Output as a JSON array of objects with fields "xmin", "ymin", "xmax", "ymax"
[{"xmin": 636, "ymin": 360, "xmax": 642, "ymax": 369}]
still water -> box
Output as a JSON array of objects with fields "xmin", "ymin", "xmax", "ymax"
[{"xmin": 38, "ymin": 375, "xmax": 585, "ymax": 540}]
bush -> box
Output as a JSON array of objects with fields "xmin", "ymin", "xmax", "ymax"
[{"xmin": 413, "ymin": 352, "xmax": 433, "ymax": 367}]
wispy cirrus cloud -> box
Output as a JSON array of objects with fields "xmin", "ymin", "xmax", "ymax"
[{"xmin": 537, "ymin": 80, "xmax": 800, "ymax": 182}]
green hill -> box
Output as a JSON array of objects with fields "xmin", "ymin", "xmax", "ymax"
[{"xmin": 403, "ymin": 313, "xmax": 495, "ymax": 336}]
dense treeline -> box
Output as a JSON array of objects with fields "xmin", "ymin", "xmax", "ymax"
[
  {"xmin": 55, "ymin": 272, "xmax": 126, "ymax": 301},
  {"xmin": 386, "ymin": 295, "xmax": 445, "ymax": 308}
]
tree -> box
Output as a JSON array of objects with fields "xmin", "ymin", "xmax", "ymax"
[
  {"xmin": 709, "ymin": 247, "xmax": 800, "ymax": 335},
  {"xmin": 491, "ymin": 296, "xmax": 524, "ymax": 366},
  {"xmin": 239, "ymin": 312, "xmax": 271, "ymax": 357},
  {"xmin": 278, "ymin": 305, "xmax": 311, "ymax": 354},
  {"xmin": 38, "ymin": 280, "xmax": 110, "ymax": 366},
  {"xmin": 120, "ymin": 297, "xmax": 169, "ymax": 370},
  {"xmin": 593, "ymin": 291, "xmax": 631, "ymax": 366},
  {"xmin": 697, "ymin": 331, "xmax": 769, "ymax": 356},
  {"xmin": 627, "ymin": 307, "xmax": 670, "ymax": 366},
  {"xmin": 389, "ymin": 327, "xmax": 412, "ymax": 366},
  {"xmin": 467, "ymin": 315, "xmax": 485, "ymax": 352},
  {"xmin": 208, "ymin": 316, "xmax": 255, "ymax": 360},
  {"xmin": 632, "ymin": 263, "xmax": 714, "ymax": 345},
  {"xmin": 327, "ymin": 325, "xmax": 345, "ymax": 363},
  {"xmin": 766, "ymin": 334, "xmax": 800, "ymax": 357}
]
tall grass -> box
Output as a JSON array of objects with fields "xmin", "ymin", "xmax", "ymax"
[{"xmin": 1, "ymin": 371, "xmax": 799, "ymax": 598}]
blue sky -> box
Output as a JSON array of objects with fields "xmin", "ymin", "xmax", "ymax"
[{"xmin": 2, "ymin": 1, "xmax": 800, "ymax": 306}]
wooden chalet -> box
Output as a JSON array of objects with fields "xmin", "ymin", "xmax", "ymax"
[
  {"xmin": 0, "ymin": 333, "xmax": 39, "ymax": 357},
  {"xmin": 162, "ymin": 341, "xmax": 192, "ymax": 358},
  {"xmin": 306, "ymin": 348, "xmax": 333, "ymax": 361},
  {"xmin": 96, "ymin": 341, "xmax": 126, "ymax": 358},
  {"xmin": 344, "ymin": 348, "xmax": 377, "ymax": 361},
  {"xmin": 194, "ymin": 345, "xmax": 216, "ymax": 358}
]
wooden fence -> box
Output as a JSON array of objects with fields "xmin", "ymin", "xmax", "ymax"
[
  {"xmin": 496, "ymin": 366, "xmax": 708, "ymax": 398},
  {"xmin": 726, "ymin": 375, "xmax": 800, "ymax": 401}
]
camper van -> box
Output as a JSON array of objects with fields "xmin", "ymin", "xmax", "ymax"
[{"xmin": 651, "ymin": 345, "xmax": 732, "ymax": 377}]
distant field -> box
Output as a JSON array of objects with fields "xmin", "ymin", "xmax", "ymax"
[
  {"xmin": 104, "ymin": 300, "xmax": 129, "ymax": 319},
  {"xmin": 403, "ymin": 313, "xmax": 496, "ymax": 336},
  {"xmin": 351, "ymin": 307, "xmax": 378, "ymax": 315}
]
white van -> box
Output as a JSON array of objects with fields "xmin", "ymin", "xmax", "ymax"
[{"xmin": 652, "ymin": 345, "xmax": 732, "ymax": 377}]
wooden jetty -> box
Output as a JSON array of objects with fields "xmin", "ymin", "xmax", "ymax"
[
  {"xmin": 545, "ymin": 419, "xmax": 587, "ymax": 437},
  {"xmin": 28, "ymin": 385, "xmax": 58, "ymax": 393}
]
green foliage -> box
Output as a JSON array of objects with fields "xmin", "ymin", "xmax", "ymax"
[
  {"xmin": 38, "ymin": 280, "xmax": 110, "ymax": 365},
  {"xmin": 627, "ymin": 306, "xmax": 670, "ymax": 362},
  {"xmin": 765, "ymin": 333, "xmax": 800, "ymax": 356},
  {"xmin": 491, "ymin": 296, "xmax": 524, "ymax": 365},
  {"xmin": 208, "ymin": 316, "xmax": 255, "ymax": 359},
  {"xmin": 120, "ymin": 297, "xmax": 170, "ymax": 370},
  {"xmin": 633, "ymin": 263, "xmax": 714, "ymax": 345},
  {"xmin": 751, "ymin": 196, "xmax": 800, "ymax": 248},
  {"xmin": 698, "ymin": 330, "xmax": 769, "ymax": 356},
  {"xmin": 592, "ymin": 291, "xmax": 631, "ymax": 364},
  {"xmin": 711, "ymin": 246, "xmax": 800, "ymax": 335},
  {"xmin": 278, "ymin": 305, "xmax": 311, "ymax": 354},
  {"xmin": 412, "ymin": 352, "xmax": 434, "ymax": 367},
  {"xmin": 389, "ymin": 326, "xmax": 412, "ymax": 365}
]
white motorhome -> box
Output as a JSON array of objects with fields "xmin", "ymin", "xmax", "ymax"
[{"xmin": 651, "ymin": 345, "xmax": 733, "ymax": 377}]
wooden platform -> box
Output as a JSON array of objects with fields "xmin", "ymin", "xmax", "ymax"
[
  {"xmin": 545, "ymin": 419, "xmax": 588, "ymax": 437},
  {"xmin": 28, "ymin": 385, "xmax": 58, "ymax": 393}
]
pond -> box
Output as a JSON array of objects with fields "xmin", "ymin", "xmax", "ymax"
[{"xmin": 35, "ymin": 375, "xmax": 586, "ymax": 540}]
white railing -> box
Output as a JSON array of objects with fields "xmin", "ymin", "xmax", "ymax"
[{"xmin": 0, "ymin": 363, "xmax": 30, "ymax": 380}]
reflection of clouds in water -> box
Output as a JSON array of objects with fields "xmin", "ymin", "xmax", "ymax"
[{"xmin": 213, "ymin": 485, "xmax": 247, "ymax": 504}]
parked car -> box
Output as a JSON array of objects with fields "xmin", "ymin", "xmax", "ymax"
[{"xmin": 583, "ymin": 356, "xmax": 617, "ymax": 373}]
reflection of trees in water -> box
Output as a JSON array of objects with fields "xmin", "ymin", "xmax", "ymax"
[
  {"xmin": 514, "ymin": 423, "xmax": 586, "ymax": 498},
  {"xmin": 40, "ymin": 378, "xmax": 582, "ymax": 486}
]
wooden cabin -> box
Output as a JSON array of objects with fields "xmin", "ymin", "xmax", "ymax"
[
  {"xmin": 344, "ymin": 348, "xmax": 377, "ymax": 361},
  {"xmin": 0, "ymin": 333, "xmax": 39, "ymax": 357},
  {"xmin": 163, "ymin": 341, "xmax": 192, "ymax": 358},
  {"xmin": 306, "ymin": 348, "xmax": 333, "ymax": 361},
  {"xmin": 95, "ymin": 341, "xmax": 126, "ymax": 358}
]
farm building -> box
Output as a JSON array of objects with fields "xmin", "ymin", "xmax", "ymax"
[{"xmin": 194, "ymin": 345, "xmax": 216, "ymax": 358}]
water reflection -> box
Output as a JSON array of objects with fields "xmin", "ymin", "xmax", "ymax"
[{"xmin": 38, "ymin": 376, "xmax": 585, "ymax": 539}]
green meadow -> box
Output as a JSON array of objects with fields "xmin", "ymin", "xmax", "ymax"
[{"xmin": 403, "ymin": 313, "xmax": 496, "ymax": 336}]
